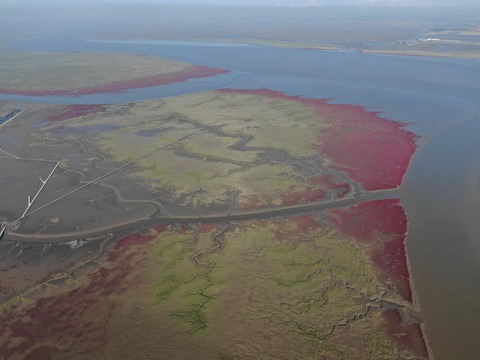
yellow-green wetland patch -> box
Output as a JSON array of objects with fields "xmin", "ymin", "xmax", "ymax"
[{"xmin": 0, "ymin": 48, "xmax": 190, "ymax": 92}]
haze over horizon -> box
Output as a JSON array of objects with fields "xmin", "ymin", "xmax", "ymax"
[{"xmin": 2, "ymin": 0, "xmax": 479, "ymax": 6}]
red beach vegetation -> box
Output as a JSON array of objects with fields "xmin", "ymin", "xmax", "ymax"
[
  {"xmin": 0, "ymin": 65, "xmax": 229, "ymax": 97},
  {"xmin": 327, "ymin": 199, "xmax": 429, "ymax": 356},
  {"xmin": 219, "ymin": 88, "xmax": 418, "ymax": 191},
  {"xmin": 383, "ymin": 309, "xmax": 429, "ymax": 358},
  {"xmin": 46, "ymin": 104, "xmax": 107, "ymax": 123},
  {"xmin": 327, "ymin": 199, "xmax": 412, "ymax": 302},
  {"xmin": 0, "ymin": 227, "xmax": 168, "ymax": 359}
]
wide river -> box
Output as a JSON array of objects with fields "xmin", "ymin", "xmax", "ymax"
[{"xmin": 4, "ymin": 33, "xmax": 480, "ymax": 359}]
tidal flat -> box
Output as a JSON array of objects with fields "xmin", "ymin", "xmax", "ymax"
[
  {"xmin": 0, "ymin": 219, "xmax": 426, "ymax": 359},
  {"xmin": 0, "ymin": 87, "xmax": 425, "ymax": 359}
]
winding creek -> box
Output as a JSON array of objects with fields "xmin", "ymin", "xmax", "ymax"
[{"xmin": 2, "ymin": 34, "xmax": 480, "ymax": 359}]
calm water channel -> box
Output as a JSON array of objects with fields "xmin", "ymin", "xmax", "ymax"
[{"xmin": 3, "ymin": 34, "xmax": 480, "ymax": 359}]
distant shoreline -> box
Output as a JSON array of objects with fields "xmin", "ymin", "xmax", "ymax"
[{"xmin": 0, "ymin": 65, "xmax": 230, "ymax": 97}]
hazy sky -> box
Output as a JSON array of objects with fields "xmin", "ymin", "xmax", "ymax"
[
  {"xmin": 94, "ymin": 0, "xmax": 478, "ymax": 4},
  {"xmin": 2, "ymin": 0, "xmax": 479, "ymax": 5}
]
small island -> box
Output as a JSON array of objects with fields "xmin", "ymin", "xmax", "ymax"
[{"xmin": 0, "ymin": 48, "xmax": 229, "ymax": 96}]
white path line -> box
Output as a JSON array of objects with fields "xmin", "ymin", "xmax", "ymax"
[
  {"xmin": 3, "ymin": 123, "xmax": 217, "ymax": 234},
  {"xmin": 0, "ymin": 107, "xmax": 61, "ymax": 239},
  {"xmin": 0, "ymin": 154, "xmax": 60, "ymax": 163},
  {"xmin": 0, "ymin": 148, "xmax": 19, "ymax": 159},
  {"xmin": 0, "ymin": 108, "xmax": 24, "ymax": 130},
  {"xmin": 21, "ymin": 161, "xmax": 59, "ymax": 218},
  {"xmin": 1, "ymin": 161, "xmax": 60, "ymax": 239},
  {"xmin": 0, "ymin": 155, "xmax": 58, "ymax": 163}
]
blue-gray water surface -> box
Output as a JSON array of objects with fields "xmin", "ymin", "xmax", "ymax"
[{"xmin": 4, "ymin": 34, "xmax": 480, "ymax": 359}]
